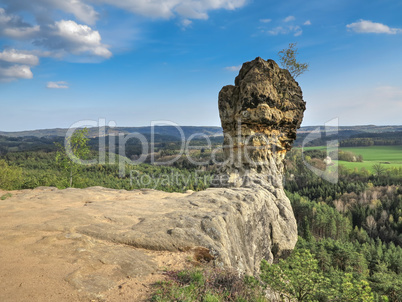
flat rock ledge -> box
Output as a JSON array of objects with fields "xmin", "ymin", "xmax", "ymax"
[{"xmin": 0, "ymin": 186, "xmax": 296, "ymax": 301}]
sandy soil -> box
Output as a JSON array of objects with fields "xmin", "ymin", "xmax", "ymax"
[{"xmin": 0, "ymin": 187, "xmax": 195, "ymax": 302}]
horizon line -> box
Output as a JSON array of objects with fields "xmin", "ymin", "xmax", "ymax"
[{"xmin": 1, "ymin": 124, "xmax": 402, "ymax": 133}]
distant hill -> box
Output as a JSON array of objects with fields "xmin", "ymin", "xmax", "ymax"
[
  {"xmin": 1, "ymin": 125, "xmax": 402, "ymax": 156},
  {"xmin": 1, "ymin": 125, "xmax": 402, "ymax": 149},
  {"xmin": 293, "ymin": 125, "xmax": 402, "ymax": 147},
  {"xmin": 297, "ymin": 125, "xmax": 402, "ymax": 134},
  {"xmin": 0, "ymin": 126, "xmax": 223, "ymax": 139}
]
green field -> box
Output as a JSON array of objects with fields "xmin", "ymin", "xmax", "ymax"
[
  {"xmin": 339, "ymin": 146, "xmax": 402, "ymax": 162},
  {"xmin": 301, "ymin": 145, "xmax": 402, "ymax": 172}
]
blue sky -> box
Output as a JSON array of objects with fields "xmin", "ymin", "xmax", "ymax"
[{"xmin": 1, "ymin": 0, "xmax": 402, "ymax": 131}]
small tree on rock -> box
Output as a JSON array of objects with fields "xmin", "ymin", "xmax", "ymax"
[{"xmin": 278, "ymin": 42, "xmax": 309, "ymax": 78}]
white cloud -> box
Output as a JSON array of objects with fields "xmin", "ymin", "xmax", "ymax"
[
  {"xmin": 0, "ymin": 65, "xmax": 33, "ymax": 81},
  {"xmin": 0, "ymin": 0, "xmax": 98, "ymax": 25},
  {"xmin": 263, "ymin": 15, "xmax": 304, "ymax": 36},
  {"xmin": 174, "ymin": 3, "xmax": 208, "ymax": 19},
  {"xmin": 0, "ymin": 8, "xmax": 40, "ymax": 39},
  {"xmin": 0, "ymin": 7, "xmax": 12, "ymax": 23},
  {"xmin": 54, "ymin": 0, "xmax": 98, "ymax": 25},
  {"xmin": 1, "ymin": 0, "xmax": 248, "ymax": 25},
  {"xmin": 268, "ymin": 26, "xmax": 285, "ymax": 35},
  {"xmin": 3, "ymin": 25, "xmax": 40, "ymax": 39},
  {"xmin": 0, "ymin": 0, "xmax": 249, "ymax": 82},
  {"xmin": 0, "ymin": 49, "xmax": 39, "ymax": 65},
  {"xmin": 268, "ymin": 25, "xmax": 302, "ymax": 37},
  {"xmin": 181, "ymin": 18, "xmax": 192, "ymax": 28},
  {"xmin": 37, "ymin": 20, "xmax": 112, "ymax": 58},
  {"xmin": 47, "ymin": 81, "xmax": 69, "ymax": 89},
  {"xmin": 0, "ymin": 49, "xmax": 39, "ymax": 81},
  {"xmin": 346, "ymin": 19, "xmax": 402, "ymax": 34},
  {"xmin": 294, "ymin": 28, "xmax": 303, "ymax": 36},
  {"xmin": 97, "ymin": 0, "xmax": 247, "ymax": 20},
  {"xmin": 224, "ymin": 65, "xmax": 241, "ymax": 72},
  {"xmin": 260, "ymin": 18, "xmax": 271, "ymax": 23},
  {"xmin": 304, "ymin": 20, "xmax": 311, "ymax": 26},
  {"xmin": 284, "ymin": 15, "xmax": 295, "ymax": 22}
]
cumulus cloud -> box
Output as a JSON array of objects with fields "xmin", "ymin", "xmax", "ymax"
[
  {"xmin": 304, "ymin": 20, "xmax": 311, "ymax": 26},
  {"xmin": 53, "ymin": 0, "xmax": 98, "ymax": 25},
  {"xmin": 3, "ymin": 25, "xmax": 40, "ymax": 39},
  {"xmin": 36, "ymin": 20, "xmax": 112, "ymax": 58},
  {"xmin": 347, "ymin": 20, "xmax": 402, "ymax": 34},
  {"xmin": 260, "ymin": 18, "xmax": 271, "ymax": 23},
  {"xmin": 0, "ymin": 0, "xmax": 249, "ymax": 81},
  {"xmin": 97, "ymin": 0, "xmax": 247, "ymax": 20},
  {"xmin": 1, "ymin": 0, "xmax": 248, "ymax": 26},
  {"xmin": 283, "ymin": 15, "xmax": 295, "ymax": 22},
  {"xmin": 0, "ymin": 3, "xmax": 109, "ymax": 78},
  {"xmin": 54, "ymin": 20, "xmax": 111, "ymax": 58},
  {"xmin": 47, "ymin": 81, "xmax": 69, "ymax": 89},
  {"xmin": 0, "ymin": 49, "xmax": 38, "ymax": 81},
  {"xmin": 0, "ymin": 49, "xmax": 39, "ymax": 65},
  {"xmin": 0, "ymin": 64, "xmax": 33, "ymax": 81},
  {"xmin": 224, "ymin": 65, "xmax": 241, "ymax": 72},
  {"xmin": 0, "ymin": 8, "xmax": 40, "ymax": 39},
  {"xmin": 1, "ymin": 0, "xmax": 98, "ymax": 25}
]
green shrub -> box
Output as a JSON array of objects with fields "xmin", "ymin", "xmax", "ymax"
[
  {"xmin": 260, "ymin": 248, "xmax": 375, "ymax": 302},
  {"xmin": 0, "ymin": 160, "xmax": 23, "ymax": 190}
]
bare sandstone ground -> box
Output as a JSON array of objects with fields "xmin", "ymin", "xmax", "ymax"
[
  {"xmin": 0, "ymin": 187, "xmax": 195, "ymax": 302},
  {"xmin": 0, "ymin": 183, "xmax": 296, "ymax": 301}
]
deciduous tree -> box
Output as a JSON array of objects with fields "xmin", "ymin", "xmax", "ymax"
[
  {"xmin": 56, "ymin": 128, "xmax": 91, "ymax": 187},
  {"xmin": 260, "ymin": 249, "xmax": 329, "ymax": 301}
]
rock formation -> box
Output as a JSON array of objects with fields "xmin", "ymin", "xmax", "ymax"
[
  {"xmin": 0, "ymin": 57, "xmax": 305, "ymax": 300},
  {"xmin": 216, "ymin": 57, "xmax": 306, "ymax": 188}
]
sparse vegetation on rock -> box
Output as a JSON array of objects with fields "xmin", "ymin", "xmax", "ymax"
[{"xmin": 278, "ymin": 42, "xmax": 309, "ymax": 78}]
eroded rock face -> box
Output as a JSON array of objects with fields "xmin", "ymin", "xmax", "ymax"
[{"xmin": 216, "ymin": 57, "xmax": 306, "ymax": 188}]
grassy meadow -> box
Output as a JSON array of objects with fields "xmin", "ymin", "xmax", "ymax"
[{"xmin": 302, "ymin": 145, "xmax": 402, "ymax": 173}]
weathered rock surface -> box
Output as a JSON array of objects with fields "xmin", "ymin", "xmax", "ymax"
[
  {"xmin": 216, "ymin": 57, "xmax": 306, "ymax": 188},
  {"xmin": 0, "ymin": 186, "xmax": 296, "ymax": 300}
]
